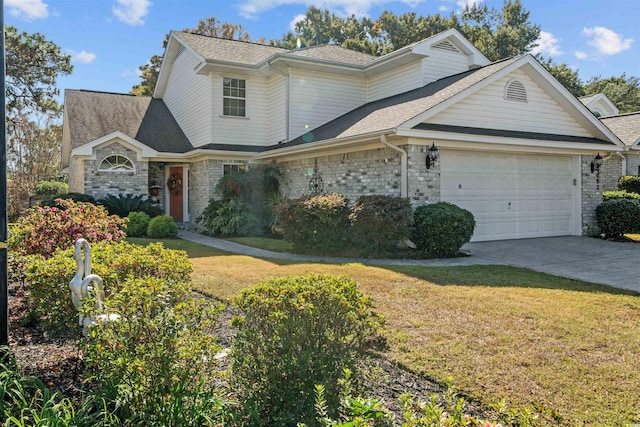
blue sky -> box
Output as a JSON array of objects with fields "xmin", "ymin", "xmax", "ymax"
[{"xmin": 5, "ymin": 0, "xmax": 639, "ymax": 100}]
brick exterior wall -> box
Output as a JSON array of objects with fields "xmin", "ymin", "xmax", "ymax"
[
  {"xmin": 407, "ymin": 145, "xmax": 440, "ymax": 206},
  {"xmin": 84, "ymin": 143, "xmax": 148, "ymax": 200},
  {"xmin": 625, "ymin": 152, "xmax": 640, "ymax": 177},
  {"xmin": 581, "ymin": 154, "xmax": 622, "ymax": 235}
]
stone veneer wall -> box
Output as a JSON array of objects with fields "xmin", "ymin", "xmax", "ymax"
[
  {"xmin": 581, "ymin": 154, "xmax": 622, "ymax": 235},
  {"xmin": 148, "ymin": 162, "xmax": 165, "ymax": 211},
  {"xmin": 625, "ymin": 152, "xmax": 640, "ymax": 177},
  {"xmin": 84, "ymin": 143, "xmax": 148, "ymax": 200},
  {"xmin": 277, "ymin": 145, "xmax": 440, "ymax": 207}
]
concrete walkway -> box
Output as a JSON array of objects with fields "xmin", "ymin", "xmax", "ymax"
[{"xmin": 178, "ymin": 230, "xmax": 640, "ymax": 293}]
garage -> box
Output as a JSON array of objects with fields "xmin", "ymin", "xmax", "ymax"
[{"xmin": 440, "ymin": 150, "xmax": 579, "ymax": 242}]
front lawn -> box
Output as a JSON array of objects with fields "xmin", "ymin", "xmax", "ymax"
[{"xmin": 131, "ymin": 238, "xmax": 640, "ymax": 425}]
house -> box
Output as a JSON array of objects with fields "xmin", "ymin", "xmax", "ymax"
[
  {"xmin": 62, "ymin": 28, "xmax": 631, "ymax": 242},
  {"xmin": 579, "ymin": 93, "xmax": 620, "ymax": 118},
  {"xmin": 601, "ymin": 111, "xmax": 640, "ymax": 176}
]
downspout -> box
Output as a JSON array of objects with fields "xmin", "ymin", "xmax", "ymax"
[
  {"xmin": 380, "ymin": 134, "xmax": 407, "ymax": 197},
  {"xmin": 268, "ymin": 64, "xmax": 290, "ymax": 141}
]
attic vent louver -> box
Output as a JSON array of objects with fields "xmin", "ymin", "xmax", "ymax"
[
  {"xmin": 433, "ymin": 39, "xmax": 460, "ymax": 52},
  {"xmin": 505, "ymin": 79, "xmax": 527, "ymax": 102},
  {"xmin": 175, "ymin": 44, "xmax": 186, "ymax": 60}
]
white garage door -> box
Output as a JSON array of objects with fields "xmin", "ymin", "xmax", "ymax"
[{"xmin": 440, "ymin": 151, "xmax": 577, "ymax": 242}]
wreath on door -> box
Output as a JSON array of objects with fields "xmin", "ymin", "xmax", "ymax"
[{"xmin": 167, "ymin": 173, "xmax": 183, "ymax": 195}]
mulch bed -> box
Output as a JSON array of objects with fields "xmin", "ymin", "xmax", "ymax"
[{"xmin": 7, "ymin": 282, "xmax": 490, "ymax": 421}]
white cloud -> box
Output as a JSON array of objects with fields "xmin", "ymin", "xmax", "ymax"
[
  {"xmin": 6, "ymin": 0, "xmax": 49, "ymax": 21},
  {"xmin": 69, "ymin": 50, "xmax": 97, "ymax": 64},
  {"xmin": 574, "ymin": 51, "xmax": 588, "ymax": 60},
  {"xmin": 531, "ymin": 31, "xmax": 562, "ymax": 57},
  {"xmin": 289, "ymin": 14, "xmax": 306, "ymax": 31},
  {"xmin": 438, "ymin": 5, "xmax": 450, "ymax": 12},
  {"xmin": 113, "ymin": 0, "xmax": 152, "ymax": 26},
  {"xmin": 456, "ymin": 0, "xmax": 482, "ymax": 9},
  {"xmin": 121, "ymin": 68, "xmax": 143, "ymax": 79},
  {"xmin": 582, "ymin": 26, "xmax": 634, "ymax": 55},
  {"xmin": 238, "ymin": 0, "xmax": 425, "ymax": 19}
]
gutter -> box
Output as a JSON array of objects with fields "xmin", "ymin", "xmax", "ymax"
[
  {"xmin": 605, "ymin": 149, "xmax": 628, "ymax": 176},
  {"xmin": 380, "ymin": 134, "xmax": 408, "ymax": 198}
]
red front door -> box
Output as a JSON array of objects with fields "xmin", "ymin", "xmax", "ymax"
[{"xmin": 168, "ymin": 166, "xmax": 184, "ymax": 222}]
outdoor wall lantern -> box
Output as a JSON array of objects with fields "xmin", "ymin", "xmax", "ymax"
[
  {"xmin": 591, "ymin": 153, "xmax": 603, "ymax": 190},
  {"xmin": 426, "ymin": 143, "xmax": 440, "ymax": 169}
]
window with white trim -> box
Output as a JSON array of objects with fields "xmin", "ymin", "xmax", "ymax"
[
  {"xmin": 98, "ymin": 155, "xmax": 135, "ymax": 172},
  {"xmin": 223, "ymin": 163, "xmax": 247, "ymax": 175},
  {"xmin": 223, "ymin": 77, "xmax": 246, "ymax": 117}
]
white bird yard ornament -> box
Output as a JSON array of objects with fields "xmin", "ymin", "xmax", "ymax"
[{"xmin": 69, "ymin": 238, "xmax": 119, "ymax": 335}]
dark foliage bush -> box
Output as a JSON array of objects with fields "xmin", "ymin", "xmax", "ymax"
[
  {"xmin": 412, "ymin": 202, "xmax": 475, "ymax": 257},
  {"xmin": 126, "ymin": 211, "xmax": 151, "ymax": 237},
  {"xmin": 350, "ymin": 195, "xmax": 413, "ymax": 256},
  {"xmin": 99, "ymin": 193, "xmax": 161, "ymax": 217},
  {"xmin": 34, "ymin": 180, "xmax": 68, "ymax": 197},
  {"xmin": 276, "ymin": 193, "xmax": 351, "ymax": 252},
  {"xmin": 595, "ymin": 198, "xmax": 640, "ymax": 238},
  {"xmin": 147, "ymin": 214, "xmax": 178, "ymax": 238},
  {"xmin": 231, "ymin": 274, "xmax": 384, "ymax": 426},
  {"xmin": 618, "ymin": 175, "xmax": 640, "ymax": 194},
  {"xmin": 602, "ymin": 190, "xmax": 640, "ymax": 201},
  {"xmin": 40, "ymin": 192, "xmax": 96, "ymax": 208},
  {"xmin": 196, "ymin": 198, "xmax": 257, "ymax": 237}
]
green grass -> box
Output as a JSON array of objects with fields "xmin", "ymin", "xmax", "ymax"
[
  {"xmin": 128, "ymin": 238, "xmax": 640, "ymax": 425},
  {"xmin": 224, "ymin": 236, "xmax": 294, "ymax": 253}
]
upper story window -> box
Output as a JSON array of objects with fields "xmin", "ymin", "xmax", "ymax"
[
  {"xmin": 223, "ymin": 77, "xmax": 246, "ymax": 117},
  {"xmin": 98, "ymin": 154, "xmax": 135, "ymax": 172},
  {"xmin": 223, "ymin": 163, "xmax": 247, "ymax": 175},
  {"xmin": 504, "ymin": 79, "xmax": 527, "ymax": 102}
]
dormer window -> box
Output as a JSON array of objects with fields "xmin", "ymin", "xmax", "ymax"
[
  {"xmin": 98, "ymin": 154, "xmax": 135, "ymax": 172},
  {"xmin": 223, "ymin": 77, "xmax": 246, "ymax": 117},
  {"xmin": 505, "ymin": 79, "xmax": 527, "ymax": 102}
]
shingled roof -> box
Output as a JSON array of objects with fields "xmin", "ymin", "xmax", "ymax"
[
  {"xmin": 273, "ymin": 56, "xmax": 520, "ymax": 149},
  {"xmin": 174, "ymin": 32, "xmax": 376, "ymax": 67},
  {"xmin": 601, "ymin": 112, "xmax": 640, "ymax": 146},
  {"xmin": 64, "ymin": 89, "xmax": 192, "ymax": 153}
]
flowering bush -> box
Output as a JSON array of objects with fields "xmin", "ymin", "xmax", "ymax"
[
  {"xmin": 22, "ymin": 241, "xmax": 192, "ymax": 332},
  {"xmin": 9, "ymin": 199, "xmax": 126, "ymax": 257}
]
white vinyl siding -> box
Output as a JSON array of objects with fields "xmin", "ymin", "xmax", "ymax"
[
  {"xmin": 422, "ymin": 47, "xmax": 470, "ymax": 85},
  {"xmin": 213, "ymin": 74, "xmax": 269, "ymax": 146},
  {"xmin": 367, "ymin": 61, "xmax": 422, "ymax": 102},
  {"xmin": 427, "ymin": 70, "xmax": 593, "ymax": 137},
  {"xmin": 290, "ymin": 68, "xmax": 366, "ymax": 141},
  {"xmin": 441, "ymin": 150, "xmax": 578, "ymax": 241},
  {"xmin": 163, "ymin": 49, "xmax": 211, "ymax": 148},
  {"xmin": 268, "ymin": 74, "xmax": 287, "ymax": 144}
]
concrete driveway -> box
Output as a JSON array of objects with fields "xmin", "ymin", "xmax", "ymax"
[{"xmin": 463, "ymin": 236, "xmax": 640, "ymax": 293}]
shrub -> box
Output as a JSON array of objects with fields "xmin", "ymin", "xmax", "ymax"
[
  {"xmin": 34, "ymin": 180, "xmax": 68, "ymax": 197},
  {"xmin": 99, "ymin": 193, "xmax": 161, "ymax": 217},
  {"xmin": 231, "ymin": 274, "xmax": 385, "ymax": 426},
  {"xmin": 595, "ymin": 198, "xmax": 640, "ymax": 238},
  {"xmin": 147, "ymin": 215, "xmax": 178, "ymax": 238},
  {"xmin": 40, "ymin": 192, "xmax": 96, "ymax": 208},
  {"xmin": 22, "ymin": 240, "xmax": 192, "ymax": 332},
  {"xmin": 196, "ymin": 198, "xmax": 257, "ymax": 236},
  {"xmin": 350, "ymin": 195, "xmax": 413, "ymax": 256},
  {"xmin": 412, "ymin": 202, "xmax": 475, "ymax": 257},
  {"xmin": 276, "ymin": 193, "xmax": 351, "ymax": 252},
  {"xmin": 618, "ymin": 175, "xmax": 640, "ymax": 194},
  {"xmin": 126, "ymin": 211, "xmax": 151, "ymax": 237},
  {"xmin": 82, "ymin": 278, "xmax": 237, "ymax": 425},
  {"xmin": 8, "ymin": 199, "xmax": 126, "ymax": 257},
  {"xmin": 602, "ymin": 190, "xmax": 640, "ymax": 201}
]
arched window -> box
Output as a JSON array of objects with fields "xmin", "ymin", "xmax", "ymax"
[
  {"xmin": 504, "ymin": 79, "xmax": 527, "ymax": 102},
  {"xmin": 98, "ymin": 154, "xmax": 135, "ymax": 172}
]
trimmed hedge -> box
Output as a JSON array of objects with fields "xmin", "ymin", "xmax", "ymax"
[
  {"xmin": 618, "ymin": 175, "xmax": 640, "ymax": 194},
  {"xmin": 147, "ymin": 215, "xmax": 178, "ymax": 238},
  {"xmin": 276, "ymin": 193, "xmax": 351, "ymax": 252},
  {"xmin": 595, "ymin": 198, "xmax": 640, "ymax": 238},
  {"xmin": 602, "ymin": 190, "xmax": 640, "ymax": 201},
  {"xmin": 350, "ymin": 195, "xmax": 413, "ymax": 256},
  {"xmin": 125, "ymin": 211, "xmax": 151, "ymax": 237},
  {"xmin": 412, "ymin": 202, "xmax": 475, "ymax": 256}
]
